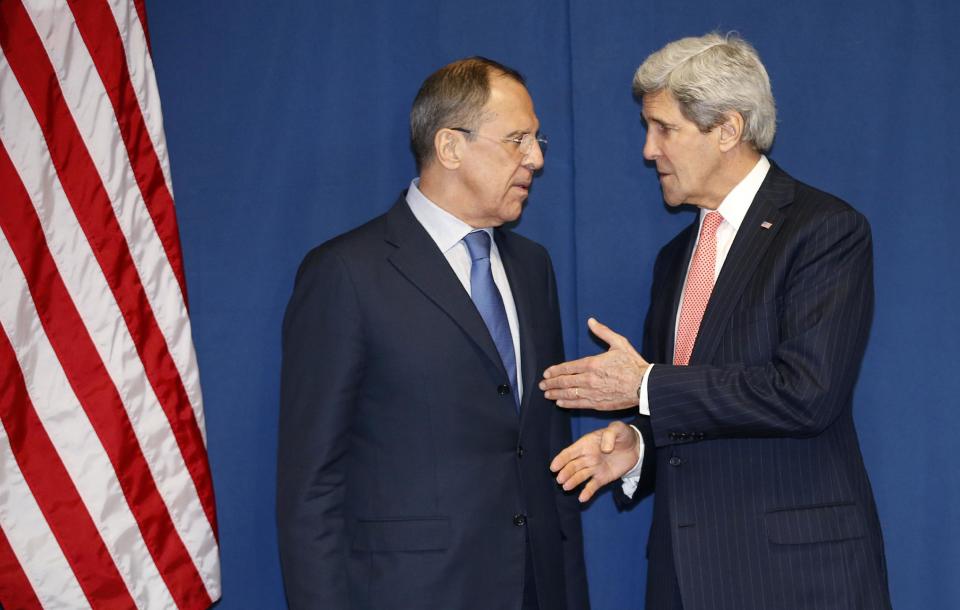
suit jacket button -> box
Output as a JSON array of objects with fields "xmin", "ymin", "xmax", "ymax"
[
  {"xmin": 669, "ymin": 432, "xmax": 679, "ymax": 440},
  {"xmin": 497, "ymin": 384, "xmax": 510, "ymax": 396},
  {"xmin": 669, "ymin": 456, "xmax": 683, "ymax": 467},
  {"xmin": 517, "ymin": 445, "xmax": 525, "ymax": 458},
  {"xmin": 513, "ymin": 514, "xmax": 527, "ymax": 526}
]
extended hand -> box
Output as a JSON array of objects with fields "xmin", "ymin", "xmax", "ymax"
[
  {"xmin": 550, "ymin": 421, "xmax": 640, "ymax": 503},
  {"xmin": 539, "ymin": 317, "xmax": 649, "ymax": 410}
]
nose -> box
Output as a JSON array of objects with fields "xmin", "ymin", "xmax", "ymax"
[
  {"xmin": 523, "ymin": 140, "xmax": 545, "ymax": 171},
  {"xmin": 643, "ymin": 131, "xmax": 659, "ymax": 161}
]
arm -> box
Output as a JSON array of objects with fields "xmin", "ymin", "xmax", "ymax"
[
  {"xmin": 277, "ymin": 247, "xmax": 363, "ymax": 609},
  {"xmin": 543, "ymin": 209, "xmax": 874, "ymax": 443},
  {"xmin": 614, "ymin": 416, "xmax": 657, "ymax": 508},
  {"xmin": 644, "ymin": 208, "xmax": 874, "ymax": 444}
]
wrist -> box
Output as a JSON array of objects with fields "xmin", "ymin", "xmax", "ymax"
[{"xmin": 634, "ymin": 364, "xmax": 649, "ymax": 404}]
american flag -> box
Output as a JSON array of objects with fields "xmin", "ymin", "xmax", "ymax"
[{"xmin": 0, "ymin": 1, "xmax": 221, "ymax": 608}]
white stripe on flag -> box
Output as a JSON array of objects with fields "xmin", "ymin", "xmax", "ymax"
[
  {"xmin": 0, "ymin": 47, "xmax": 218, "ymax": 596},
  {"xmin": 106, "ymin": 0, "xmax": 176, "ymax": 196},
  {"xmin": 0, "ymin": 0, "xmax": 220, "ymax": 605},
  {"xmin": 0, "ymin": 424, "xmax": 92, "ymax": 610},
  {"xmin": 0, "ymin": 230, "xmax": 179, "ymax": 609},
  {"xmin": 22, "ymin": 0, "xmax": 208, "ymax": 442}
]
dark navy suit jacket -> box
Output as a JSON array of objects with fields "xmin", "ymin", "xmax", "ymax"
[
  {"xmin": 628, "ymin": 164, "xmax": 892, "ymax": 610},
  {"xmin": 277, "ymin": 198, "xmax": 590, "ymax": 610}
]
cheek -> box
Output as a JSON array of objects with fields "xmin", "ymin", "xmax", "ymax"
[{"xmin": 658, "ymin": 146, "xmax": 674, "ymax": 169}]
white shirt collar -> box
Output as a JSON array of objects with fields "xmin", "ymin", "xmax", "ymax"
[
  {"xmin": 405, "ymin": 178, "xmax": 492, "ymax": 253},
  {"xmin": 705, "ymin": 155, "xmax": 771, "ymax": 229}
]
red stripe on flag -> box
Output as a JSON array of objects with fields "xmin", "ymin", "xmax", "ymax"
[
  {"xmin": 68, "ymin": 0, "xmax": 187, "ymax": 307},
  {"xmin": 0, "ymin": 523, "xmax": 44, "ymax": 610},
  {"xmin": 0, "ymin": 330, "xmax": 135, "ymax": 610},
  {"xmin": 0, "ymin": 140, "xmax": 211, "ymax": 608},
  {"xmin": 0, "ymin": 0, "xmax": 218, "ymax": 538}
]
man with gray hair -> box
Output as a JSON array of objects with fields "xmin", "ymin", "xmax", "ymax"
[{"xmin": 542, "ymin": 33, "xmax": 891, "ymax": 609}]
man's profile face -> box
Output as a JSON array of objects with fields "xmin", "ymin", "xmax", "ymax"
[
  {"xmin": 457, "ymin": 75, "xmax": 544, "ymax": 227},
  {"xmin": 641, "ymin": 89, "xmax": 723, "ymax": 208}
]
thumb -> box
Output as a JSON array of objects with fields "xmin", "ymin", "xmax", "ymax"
[
  {"xmin": 587, "ymin": 317, "xmax": 625, "ymax": 349},
  {"xmin": 599, "ymin": 426, "xmax": 619, "ymax": 453}
]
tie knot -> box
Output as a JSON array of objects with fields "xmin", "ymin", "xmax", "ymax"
[
  {"xmin": 463, "ymin": 230, "xmax": 492, "ymax": 262},
  {"xmin": 702, "ymin": 211, "xmax": 723, "ymax": 235}
]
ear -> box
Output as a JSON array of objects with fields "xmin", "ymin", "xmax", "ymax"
[
  {"xmin": 717, "ymin": 111, "xmax": 745, "ymax": 152},
  {"xmin": 433, "ymin": 128, "xmax": 463, "ymax": 169}
]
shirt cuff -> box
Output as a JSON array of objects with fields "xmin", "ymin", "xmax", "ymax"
[
  {"xmin": 637, "ymin": 363, "xmax": 654, "ymax": 416},
  {"xmin": 620, "ymin": 424, "xmax": 646, "ymax": 499}
]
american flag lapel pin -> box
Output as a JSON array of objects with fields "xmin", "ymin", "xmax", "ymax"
[{"xmin": 760, "ymin": 221, "xmax": 773, "ymax": 229}]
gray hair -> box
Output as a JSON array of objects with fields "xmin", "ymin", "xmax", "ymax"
[
  {"xmin": 633, "ymin": 32, "xmax": 776, "ymax": 152},
  {"xmin": 410, "ymin": 57, "xmax": 525, "ymax": 170}
]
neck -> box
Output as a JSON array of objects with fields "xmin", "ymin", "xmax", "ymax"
[
  {"xmin": 418, "ymin": 167, "xmax": 490, "ymax": 228},
  {"xmin": 700, "ymin": 146, "xmax": 762, "ymax": 210}
]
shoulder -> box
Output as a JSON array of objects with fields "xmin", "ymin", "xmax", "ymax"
[
  {"xmin": 779, "ymin": 174, "xmax": 872, "ymax": 245},
  {"xmin": 296, "ymin": 210, "xmax": 391, "ymax": 278},
  {"xmin": 771, "ymin": 164, "xmax": 869, "ymax": 229},
  {"xmin": 496, "ymin": 227, "xmax": 549, "ymax": 257},
  {"xmin": 495, "ymin": 227, "xmax": 553, "ymax": 270}
]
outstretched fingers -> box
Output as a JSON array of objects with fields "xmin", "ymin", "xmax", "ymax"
[{"xmin": 587, "ymin": 317, "xmax": 629, "ymax": 349}]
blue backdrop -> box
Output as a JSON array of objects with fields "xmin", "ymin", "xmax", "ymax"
[{"xmin": 147, "ymin": 1, "xmax": 959, "ymax": 608}]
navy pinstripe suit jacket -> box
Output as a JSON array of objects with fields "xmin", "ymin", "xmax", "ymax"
[{"xmin": 629, "ymin": 164, "xmax": 892, "ymax": 610}]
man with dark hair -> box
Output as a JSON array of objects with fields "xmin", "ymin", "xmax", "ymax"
[
  {"xmin": 542, "ymin": 34, "xmax": 891, "ymax": 610},
  {"xmin": 277, "ymin": 57, "xmax": 590, "ymax": 610}
]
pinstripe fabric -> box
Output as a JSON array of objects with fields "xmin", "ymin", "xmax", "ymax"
[{"xmin": 633, "ymin": 165, "xmax": 891, "ymax": 610}]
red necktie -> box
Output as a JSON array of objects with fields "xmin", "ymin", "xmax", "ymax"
[{"xmin": 674, "ymin": 211, "xmax": 723, "ymax": 365}]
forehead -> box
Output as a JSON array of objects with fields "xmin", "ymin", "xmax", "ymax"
[
  {"xmin": 641, "ymin": 89, "xmax": 685, "ymax": 123},
  {"xmin": 482, "ymin": 75, "xmax": 538, "ymax": 129}
]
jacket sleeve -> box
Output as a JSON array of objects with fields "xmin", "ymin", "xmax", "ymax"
[
  {"xmin": 277, "ymin": 246, "xmax": 363, "ymax": 609},
  {"xmin": 647, "ymin": 208, "xmax": 874, "ymax": 447}
]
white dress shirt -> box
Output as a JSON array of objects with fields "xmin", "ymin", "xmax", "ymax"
[
  {"xmin": 622, "ymin": 156, "xmax": 771, "ymax": 495},
  {"xmin": 405, "ymin": 179, "xmax": 523, "ymax": 401}
]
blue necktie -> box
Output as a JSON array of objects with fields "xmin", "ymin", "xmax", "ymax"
[{"xmin": 463, "ymin": 230, "xmax": 519, "ymax": 410}]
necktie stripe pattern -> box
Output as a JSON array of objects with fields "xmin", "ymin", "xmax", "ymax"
[
  {"xmin": 0, "ymin": 1, "xmax": 220, "ymax": 607},
  {"xmin": 463, "ymin": 231, "xmax": 520, "ymax": 410},
  {"xmin": 674, "ymin": 211, "xmax": 723, "ymax": 366}
]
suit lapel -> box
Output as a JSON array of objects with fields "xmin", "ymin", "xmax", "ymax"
[
  {"xmin": 383, "ymin": 199, "xmax": 507, "ymax": 378},
  {"xmin": 690, "ymin": 165, "xmax": 794, "ymax": 364},
  {"xmin": 663, "ymin": 221, "xmax": 699, "ymax": 365},
  {"xmin": 495, "ymin": 230, "xmax": 537, "ymax": 419}
]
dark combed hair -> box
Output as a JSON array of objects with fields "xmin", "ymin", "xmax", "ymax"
[{"xmin": 410, "ymin": 56, "xmax": 525, "ymax": 170}]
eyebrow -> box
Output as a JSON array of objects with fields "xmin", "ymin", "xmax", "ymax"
[
  {"xmin": 509, "ymin": 124, "xmax": 540, "ymax": 135},
  {"xmin": 643, "ymin": 116, "xmax": 676, "ymax": 129}
]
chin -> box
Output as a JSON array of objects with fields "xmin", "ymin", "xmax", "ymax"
[
  {"xmin": 660, "ymin": 189, "xmax": 683, "ymax": 207},
  {"xmin": 501, "ymin": 200, "xmax": 525, "ymax": 222}
]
